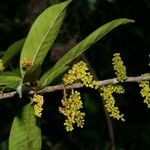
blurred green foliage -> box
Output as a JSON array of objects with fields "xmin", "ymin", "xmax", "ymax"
[{"xmin": 0, "ymin": 0, "xmax": 150, "ymax": 150}]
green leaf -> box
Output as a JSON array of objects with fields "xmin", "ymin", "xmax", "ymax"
[
  {"xmin": 1, "ymin": 69, "xmax": 20, "ymax": 76},
  {"xmin": 0, "ymin": 75, "xmax": 21, "ymax": 89},
  {"xmin": 2, "ymin": 38, "xmax": 25, "ymax": 65},
  {"xmin": 9, "ymin": 103, "xmax": 41, "ymax": 150},
  {"xmin": 20, "ymin": 0, "xmax": 71, "ymax": 77},
  {"xmin": 39, "ymin": 18, "xmax": 134, "ymax": 87}
]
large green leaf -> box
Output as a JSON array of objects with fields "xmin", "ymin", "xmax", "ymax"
[
  {"xmin": 20, "ymin": 0, "xmax": 71, "ymax": 77},
  {"xmin": 0, "ymin": 75, "xmax": 21, "ymax": 89},
  {"xmin": 9, "ymin": 103, "xmax": 41, "ymax": 150},
  {"xmin": 2, "ymin": 39, "xmax": 25, "ymax": 65},
  {"xmin": 39, "ymin": 18, "xmax": 134, "ymax": 87}
]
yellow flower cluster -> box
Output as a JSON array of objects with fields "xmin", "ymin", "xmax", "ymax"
[
  {"xmin": 63, "ymin": 61, "xmax": 99, "ymax": 89},
  {"xmin": 21, "ymin": 58, "xmax": 32, "ymax": 70},
  {"xmin": 100, "ymin": 84, "xmax": 125, "ymax": 121},
  {"xmin": 139, "ymin": 81, "xmax": 150, "ymax": 108},
  {"xmin": 0, "ymin": 59, "xmax": 5, "ymax": 72},
  {"xmin": 112, "ymin": 53, "xmax": 127, "ymax": 82},
  {"xmin": 32, "ymin": 94, "xmax": 44, "ymax": 118},
  {"xmin": 59, "ymin": 90, "xmax": 85, "ymax": 132}
]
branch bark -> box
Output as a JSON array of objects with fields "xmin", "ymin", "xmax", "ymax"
[
  {"xmin": 0, "ymin": 91, "xmax": 17, "ymax": 100},
  {"xmin": 1, "ymin": 75, "xmax": 150, "ymax": 100},
  {"xmin": 37, "ymin": 75, "xmax": 150, "ymax": 94}
]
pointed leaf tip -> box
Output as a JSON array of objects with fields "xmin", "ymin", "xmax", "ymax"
[{"xmin": 20, "ymin": 0, "xmax": 71, "ymax": 78}]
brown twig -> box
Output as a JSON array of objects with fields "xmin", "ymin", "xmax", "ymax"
[
  {"xmin": 0, "ymin": 91, "xmax": 17, "ymax": 100},
  {"xmin": 37, "ymin": 75, "xmax": 150, "ymax": 94},
  {"xmin": 1, "ymin": 75, "xmax": 150, "ymax": 100}
]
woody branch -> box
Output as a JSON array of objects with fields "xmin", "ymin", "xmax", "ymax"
[{"xmin": 0, "ymin": 75, "xmax": 150, "ymax": 100}]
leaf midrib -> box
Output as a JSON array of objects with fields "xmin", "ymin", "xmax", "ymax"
[{"xmin": 32, "ymin": 5, "xmax": 66, "ymax": 65}]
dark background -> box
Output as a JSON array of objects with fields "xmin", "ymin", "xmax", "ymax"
[{"xmin": 0, "ymin": 0, "xmax": 150, "ymax": 149}]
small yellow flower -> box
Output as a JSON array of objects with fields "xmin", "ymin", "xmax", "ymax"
[
  {"xmin": 59, "ymin": 90, "xmax": 85, "ymax": 132},
  {"xmin": 112, "ymin": 53, "xmax": 127, "ymax": 82},
  {"xmin": 63, "ymin": 61, "xmax": 99, "ymax": 89},
  {"xmin": 0, "ymin": 59, "xmax": 5, "ymax": 72},
  {"xmin": 100, "ymin": 84, "xmax": 125, "ymax": 121},
  {"xmin": 21, "ymin": 58, "xmax": 32, "ymax": 70},
  {"xmin": 32, "ymin": 94, "xmax": 44, "ymax": 118},
  {"xmin": 139, "ymin": 81, "xmax": 150, "ymax": 108}
]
